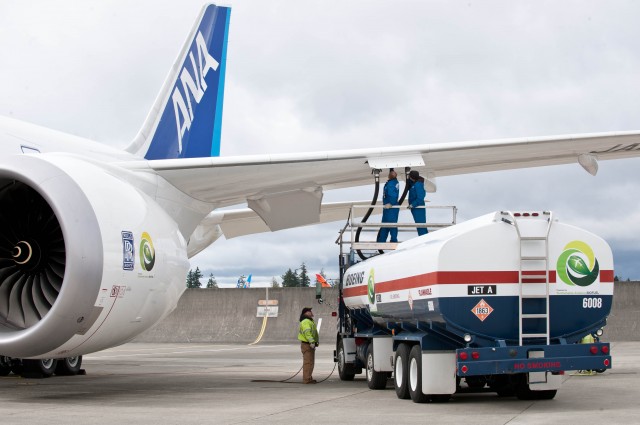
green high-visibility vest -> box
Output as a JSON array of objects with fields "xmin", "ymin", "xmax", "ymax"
[{"xmin": 298, "ymin": 318, "xmax": 318, "ymax": 344}]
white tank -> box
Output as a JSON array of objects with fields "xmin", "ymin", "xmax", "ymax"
[{"xmin": 342, "ymin": 211, "xmax": 613, "ymax": 343}]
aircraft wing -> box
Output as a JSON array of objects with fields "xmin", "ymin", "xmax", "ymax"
[
  {"xmin": 124, "ymin": 131, "xmax": 640, "ymax": 234},
  {"xmin": 187, "ymin": 200, "xmax": 370, "ymax": 257}
]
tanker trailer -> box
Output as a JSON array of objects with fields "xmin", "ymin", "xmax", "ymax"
[{"xmin": 335, "ymin": 211, "xmax": 612, "ymax": 402}]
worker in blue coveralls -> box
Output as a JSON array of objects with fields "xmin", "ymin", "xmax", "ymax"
[
  {"xmin": 377, "ymin": 169, "xmax": 400, "ymax": 243},
  {"xmin": 407, "ymin": 170, "xmax": 428, "ymax": 236}
]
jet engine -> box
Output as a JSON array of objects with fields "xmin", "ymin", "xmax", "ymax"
[{"xmin": 0, "ymin": 154, "xmax": 189, "ymax": 358}]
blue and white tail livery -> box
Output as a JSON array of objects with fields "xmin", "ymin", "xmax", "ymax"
[{"xmin": 127, "ymin": 4, "xmax": 231, "ymax": 160}]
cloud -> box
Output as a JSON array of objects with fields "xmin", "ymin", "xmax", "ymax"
[{"xmin": 2, "ymin": 0, "xmax": 639, "ymax": 280}]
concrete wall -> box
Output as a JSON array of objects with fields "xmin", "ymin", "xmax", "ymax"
[
  {"xmin": 601, "ymin": 281, "xmax": 640, "ymax": 341},
  {"xmin": 134, "ymin": 287, "xmax": 340, "ymax": 344},
  {"xmin": 134, "ymin": 282, "xmax": 639, "ymax": 344}
]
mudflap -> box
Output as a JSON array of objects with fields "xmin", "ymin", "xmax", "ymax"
[{"xmin": 422, "ymin": 351, "xmax": 456, "ymax": 395}]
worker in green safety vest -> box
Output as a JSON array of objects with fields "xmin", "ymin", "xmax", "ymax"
[
  {"xmin": 298, "ymin": 307, "xmax": 319, "ymax": 384},
  {"xmin": 577, "ymin": 334, "xmax": 597, "ymax": 375}
]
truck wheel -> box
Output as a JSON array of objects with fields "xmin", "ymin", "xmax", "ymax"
[
  {"xmin": 516, "ymin": 384, "xmax": 557, "ymax": 400},
  {"xmin": 55, "ymin": 356, "xmax": 83, "ymax": 376},
  {"xmin": 366, "ymin": 344, "xmax": 388, "ymax": 389},
  {"xmin": 489, "ymin": 375, "xmax": 516, "ymax": 397},
  {"xmin": 408, "ymin": 345, "xmax": 429, "ymax": 403},
  {"xmin": 337, "ymin": 340, "xmax": 355, "ymax": 381},
  {"xmin": 465, "ymin": 375, "xmax": 487, "ymax": 390},
  {"xmin": 514, "ymin": 376, "xmax": 557, "ymax": 400},
  {"xmin": 533, "ymin": 390, "xmax": 557, "ymax": 400},
  {"xmin": 430, "ymin": 394, "xmax": 451, "ymax": 403},
  {"xmin": 394, "ymin": 344, "xmax": 410, "ymax": 399}
]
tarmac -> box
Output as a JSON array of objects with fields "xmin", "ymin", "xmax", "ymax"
[{"xmin": 1, "ymin": 341, "xmax": 639, "ymax": 424}]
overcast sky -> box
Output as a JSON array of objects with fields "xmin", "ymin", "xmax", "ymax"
[{"xmin": 1, "ymin": 1, "xmax": 639, "ymax": 286}]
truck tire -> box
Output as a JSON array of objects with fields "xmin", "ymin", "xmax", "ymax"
[
  {"xmin": 489, "ymin": 375, "xmax": 516, "ymax": 397},
  {"xmin": 465, "ymin": 375, "xmax": 487, "ymax": 390},
  {"xmin": 408, "ymin": 345, "xmax": 429, "ymax": 403},
  {"xmin": 394, "ymin": 343, "xmax": 410, "ymax": 399},
  {"xmin": 516, "ymin": 382, "xmax": 557, "ymax": 400},
  {"xmin": 533, "ymin": 390, "xmax": 557, "ymax": 400},
  {"xmin": 337, "ymin": 340, "xmax": 356, "ymax": 381},
  {"xmin": 515, "ymin": 373, "xmax": 558, "ymax": 400},
  {"xmin": 430, "ymin": 394, "xmax": 452, "ymax": 403},
  {"xmin": 366, "ymin": 344, "xmax": 388, "ymax": 389}
]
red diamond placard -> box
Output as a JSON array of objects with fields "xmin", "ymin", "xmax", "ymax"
[{"xmin": 471, "ymin": 299, "xmax": 494, "ymax": 322}]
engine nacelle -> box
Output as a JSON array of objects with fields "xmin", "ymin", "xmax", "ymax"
[{"xmin": 0, "ymin": 154, "xmax": 189, "ymax": 358}]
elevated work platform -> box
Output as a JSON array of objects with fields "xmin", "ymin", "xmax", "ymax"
[{"xmin": 336, "ymin": 204, "xmax": 457, "ymax": 258}]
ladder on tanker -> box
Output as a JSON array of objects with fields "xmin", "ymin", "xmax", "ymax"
[{"xmin": 503, "ymin": 211, "xmax": 553, "ymax": 346}]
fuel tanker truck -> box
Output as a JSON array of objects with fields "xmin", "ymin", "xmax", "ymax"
[{"xmin": 334, "ymin": 210, "xmax": 612, "ymax": 402}]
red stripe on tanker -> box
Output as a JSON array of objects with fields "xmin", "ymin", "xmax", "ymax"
[{"xmin": 342, "ymin": 212, "xmax": 614, "ymax": 313}]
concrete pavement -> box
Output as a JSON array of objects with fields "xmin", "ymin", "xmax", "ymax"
[{"xmin": 1, "ymin": 341, "xmax": 639, "ymax": 424}]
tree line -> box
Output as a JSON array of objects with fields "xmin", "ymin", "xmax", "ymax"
[
  {"xmin": 186, "ymin": 267, "xmax": 218, "ymax": 288},
  {"xmin": 185, "ymin": 262, "xmax": 331, "ymax": 288}
]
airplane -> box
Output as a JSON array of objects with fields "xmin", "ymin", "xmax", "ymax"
[{"xmin": 1, "ymin": 4, "xmax": 639, "ymax": 377}]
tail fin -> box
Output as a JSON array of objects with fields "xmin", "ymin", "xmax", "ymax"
[{"xmin": 126, "ymin": 4, "xmax": 231, "ymax": 159}]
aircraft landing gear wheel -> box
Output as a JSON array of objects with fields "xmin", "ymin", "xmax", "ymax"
[
  {"xmin": 366, "ymin": 344, "xmax": 388, "ymax": 389},
  {"xmin": 408, "ymin": 345, "xmax": 429, "ymax": 403},
  {"xmin": 0, "ymin": 356, "xmax": 11, "ymax": 376},
  {"xmin": 22, "ymin": 359, "xmax": 57, "ymax": 378},
  {"xmin": 337, "ymin": 340, "xmax": 355, "ymax": 381},
  {"xmin": 55, "ymin": 356, "xmax": 83, "ymax": 376},
  {"xmin": 394, "ymin": 343, "xmax": 410, "ymax": 399}
]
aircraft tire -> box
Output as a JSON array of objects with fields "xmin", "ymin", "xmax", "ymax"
[
  {"xmin": 22, "ymin": 358, "xmax": 57, "ymax": 378},
  {"xmin": 55, "ymin": 356, "xmax": 83, "ymax": 376},
  {"xmin": 0, "ymin": 356, "xmax": 11, "ymax": 376}
]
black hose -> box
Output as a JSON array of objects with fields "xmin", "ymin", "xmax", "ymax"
[
  {"xmin": 398, "ymin": 166, "xmax": 411, "ymax": 205},
  {"xmin": 355, "ymin": 170, "xmax": 381, "ymax": 260},
  {"xmin": 250, "ymin": 361, "xmax": 337, "ymax": 384}
]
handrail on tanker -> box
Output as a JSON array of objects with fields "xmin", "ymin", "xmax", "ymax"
[{"xmin": 335, "ymin": 204, "xmax": 458, "ymax": 261}]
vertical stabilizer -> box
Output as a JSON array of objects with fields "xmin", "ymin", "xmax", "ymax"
[{"xmin": 126, "ymin": 4, "xmax": 231, "ymax": 159}]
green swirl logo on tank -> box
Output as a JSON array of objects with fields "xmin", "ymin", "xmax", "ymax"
[
  {"xmin": 140, "ymin": 232, "xmax": 156, "ymax": 272},
  {"xmin": 556, "ymin": 241, "xmax": 599, "ymax": 287},
  {"xmin": 367, "ymin": 269, "xmax": 375, "ymax": 304}
]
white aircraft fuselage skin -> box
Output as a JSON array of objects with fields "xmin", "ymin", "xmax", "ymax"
[{"xmin": 2, "ymin": 5, "xmax": 640, "ymax": 361}]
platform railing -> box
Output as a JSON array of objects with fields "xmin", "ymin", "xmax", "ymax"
[{"xmin": 335, "ymin": 204, "xmax": 457, "ymax": 256}]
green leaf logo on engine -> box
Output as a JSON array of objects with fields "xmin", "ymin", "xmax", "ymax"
[
  {"xmin": 367, "ymin": 269, "xmax": 376, "ymax": 304},
  {"xmin": 556, "ymin": 241, "xmax": 599, "ymax": 287},
  {"xmin": 140, "ymin": 232, "xmax": 156, "ymax": 272}
]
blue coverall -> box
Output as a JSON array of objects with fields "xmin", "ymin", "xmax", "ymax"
[
  {"xmin": 408, "ymin": 179, "xmax": 428, "ymax": 236},
  {"xmin": 377, "ymin": 178, "xmax": 400, "ymax": 242}
]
